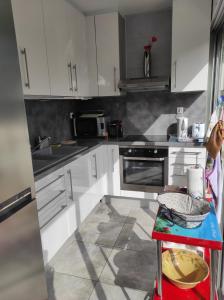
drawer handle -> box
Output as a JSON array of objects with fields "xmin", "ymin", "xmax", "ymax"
[
  {"xmin": 36, "ymin": 175, "xmax": 64, "ymax": 194},
  {"xmin": 21, "ymin": 48, "xmax": 30, "ymax": 88},
  {"xmin": 171, "ymin": 163, "xmax": 196, "ymax": 166},
  {"xmin": 171, "ymin": 151, "xmax": 201, "ymax": 155},
  {"xmin": 67, "ymin": 169, "xmax": 74, "ymax": 201},
  {"xmin": 38, "ymin": 189, "xmax": 66, "ymax": 212}
]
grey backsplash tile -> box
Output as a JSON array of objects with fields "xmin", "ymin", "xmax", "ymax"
[{"xmin": 25, "ymin": 91, "xmax": 206, "ymax": 146}]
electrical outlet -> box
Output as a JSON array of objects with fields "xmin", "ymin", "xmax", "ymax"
[
  {"xmin": 177, "ymin": 107, "xmax": 184, "ymax": 114},
  {"xmin": 69, "ymin": 112, "xmax": 74, "ymax": 119}
]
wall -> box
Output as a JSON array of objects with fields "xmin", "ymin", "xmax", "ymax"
[
  {"xmin": 25, "ymin": 100, "xmax": 77, "ymax": 146},
  {"xmin": 25, "ymin": 91, "xmax": 206, "ymax": 145},
  {"xmin": 125, "ymin": 10, "xmax": 172, "ymax": 78}
]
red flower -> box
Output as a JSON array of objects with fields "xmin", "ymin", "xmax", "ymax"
[
  {"xmin": 151, "ymin": 36, "xmax": 158, "ymax": 43},
  {"xmin": 144, "ymin": 45, "xmax": 151, "ymax": 51}
]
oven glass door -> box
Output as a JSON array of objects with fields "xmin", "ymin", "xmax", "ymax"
[{"xmin": 123, "ymin": 157, "xmax": 164, "ymax": 187}]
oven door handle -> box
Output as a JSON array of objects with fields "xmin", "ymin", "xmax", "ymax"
[{"xmin": 123, "ymin": 157, "xmax": 165, "ymax": 162}]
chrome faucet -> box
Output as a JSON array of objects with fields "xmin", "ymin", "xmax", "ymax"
[{"xmin": 32, "ymin": 136, "xmax": 51, "ymax": 153}]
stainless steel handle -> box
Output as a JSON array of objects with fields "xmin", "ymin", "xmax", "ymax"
[
  {"xmin": 36, "ymin": 175, "xmax": 64, "ymax": 193},
  {"xmin": 38, "ymin": 189, "xmax": 66, "ymax": 212},
  {"xmin": 92, "ymin": 154, "xmax": 98, "ymax": 179},
  {"xmin": 67, "ymin": 169, "xmax": 74, "ymax": 201},
  {"xmin": 171, "ymin": 163, "xmax": 197, "ymax": 166},
  {"xmin": 174, "ymin": 60, "xmax": 177, "ymax": 89},
  {"xmin": 114, "ymin": 66, "xmax": 117, "ymax": 92},
  {"xmin": 73, "ymin": 64, "xmax": 78, "ymax": 92},
  {"xmin": 68, "ymin": 62, "xmax": 73, "ymax": 91},
  {"xmin": 172, "ymin": 174, "xmax": 186, "ymax": 177},
  {"xmin": 171, "ymin": 151, "xmax": 200, "ymax": 155},
  {"xmin": 0, "ymin": 190, "xmax": 31, "ymax": 214},
  {"xmin": 123, "ymin": 157, "xmax": 165, "ymax": 162},
  {"xmin": 21, "ymin": 48, "xmax": 30, "ymax": 88},
  {"xmin": 111, "ymin": 149, "xmax": 115, "ymax": 172}
]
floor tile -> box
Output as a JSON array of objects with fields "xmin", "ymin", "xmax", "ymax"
[
  {"xmin": 46, "ymin": 270, "xmax": 96, "ymax": 300},
  {"xmin": 49, "ymin": 239, "xmax": 112, "ymax": 281},
  {"xmin": 85, "ymin": 203, "xmax": 128, "ymax": 224},
  {"xmin": 89, "ymin": 282, "xmax": 151, "ymax": 300},
  {"xmin": 126, "ymin": 206, "xmax": 158, "ymax": 226},
  {"xmin": 75, "ymin": 219, "xmax": 124, "ymax": 248},
  {"xmin": 115, "ymin": 223, "xmax": 156, "ymax": 252},
  {"xmin": 99, "ymin": 248, "xmax": 157, "ymax": 291}
]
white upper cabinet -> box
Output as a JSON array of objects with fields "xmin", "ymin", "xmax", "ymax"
[
  {"xmin": 171, "ymin": 0, "xmax": 212, "ymax": 92},
  {"xmin": 71, "ymin": 8, "xmax": 89, "ymax": 97},
  {"xmin": 86, "ymin": 16, "xmax": 99, "ymax": 97},
  {"xmin": 11, "ymin": 0, "xmax": 50, "ymax": 96},
  {"xmin": 42, "ymin": 0, "xmax": 73, "ymax": 96},
  {"xmin": 95, "ymin": 13, "xmax": 121, "ymax": 96},
  {"xmin": 87, "ymin": 12, "xmax": 125, "ymax": 97}
]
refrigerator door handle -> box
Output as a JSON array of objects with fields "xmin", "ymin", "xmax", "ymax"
[{"xmin": 0, "ymin": 188, "xmax": 32, "ymax": 222}]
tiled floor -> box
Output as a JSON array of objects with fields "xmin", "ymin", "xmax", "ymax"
[{"xmin": 46, "ymin": 197, "xmax": 159, "ymax": 300}]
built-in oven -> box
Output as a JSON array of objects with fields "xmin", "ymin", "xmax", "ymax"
[{"xmin": 119, "ymin": 146, "xmax": 168, "ymax": 193}]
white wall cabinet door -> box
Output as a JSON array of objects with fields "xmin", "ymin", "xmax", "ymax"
[
  {"xmin": 11, "ymin": 0, "xmax": 50, "ymax": 96},
  {"xmin": 42, "ymin": 0, "xmax": 73, "ymax": 96},
  {"xmin": 95, "ymin": 13, "xmax": 121, "ymax": 96},
  {"xmin": 107, "ymin": 145, "xmax": 120, "ymax": 196},
  {"xmin": 86, "ymin": 16, "xmax": 99, "ymax": 97},
  {"xmin": 171, "ymin": 0, "xmax": 211, "ymax": 92},
  {"xmin": 72, "ymin": 9, "xmax": 89, "ymax": 97}
]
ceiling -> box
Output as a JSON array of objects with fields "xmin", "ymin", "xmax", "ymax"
[{"xmin": 70, "ymin": 0, "xmax": 172, "ymax": 16}]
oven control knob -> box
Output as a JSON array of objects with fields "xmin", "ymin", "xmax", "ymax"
[
  {"xmin": 154, "ymin": 149, "xmax": 158, "ymax": 154},
  {"xmin": 128, "ymin": 149, "xmax": 132, "ymax": 153}
]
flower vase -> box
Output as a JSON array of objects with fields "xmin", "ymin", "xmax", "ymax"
[{"xmin": 144, "ymin": 50, "xmax": 151, "ymax": 78}]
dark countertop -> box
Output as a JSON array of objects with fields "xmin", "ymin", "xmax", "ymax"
[{"xmin": 33, "ymin": 136, "xmax": 205, "ymax": 181}]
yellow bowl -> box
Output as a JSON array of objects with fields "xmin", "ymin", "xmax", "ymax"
[{"xmin": 162, "ymin": 249, "xmax": 209, "ymax": 289}]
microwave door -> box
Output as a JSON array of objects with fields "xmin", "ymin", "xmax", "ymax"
[{"xmin": 76, "ymin": 118, "xmax": 98, "ymax": 137}]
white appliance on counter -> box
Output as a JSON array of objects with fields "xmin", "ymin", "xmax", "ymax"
[
  {"xmin": 192, "ymin": 123, "xmax": 205, "ymax": 142},
  {"xmin": 177, "ymin": 116, "xmax": 189, "ymax": 141}
]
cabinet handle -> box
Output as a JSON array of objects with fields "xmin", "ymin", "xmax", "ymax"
[
  {"xmin": 21, "ymin": 48, "xmax": 30, "ymax": 88},
  {"xmin": 38, "ymin": 189, "xmax": 66, "ymax": 212},
  {"xmin": 174, "ymin": 61, "xmax": 177, "ymax": 89},
  {"xmin": 67, "ymin": 169, "xmax": 74, "ymax": 201},
  {"xmin": 171, "ymin": 151, "xmax": 200, "ymax": 155},
  {"xmin": 114, "ymin": 67, "xmax": 117, "ymax": 92},
  {"xmin": 111, "ymin": 149, "xmax": 115, "ymax": 172},
  {"xmin": 68, "ymin": 62, "xmax": 73, "ymax": 91},
  {"xmin": 92, "ymin": 154, "xmax": 98, "ymax": 179},
  {"xmin": 73, "ymin": 64, "xmax": 78, "ymax": 92}
]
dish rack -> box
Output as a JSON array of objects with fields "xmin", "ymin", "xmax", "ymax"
[{"xmin": 152, "ymin": 198, "xmax": 222, "ymax": 300}]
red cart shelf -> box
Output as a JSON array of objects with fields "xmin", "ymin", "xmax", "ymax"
[
  {"xmin": 152, "ymin": 248, "xmax": 218, "ymax": 300},
  {"xmin": 152, "ymin": 203, "xmax": 223, "ymax": 300}
]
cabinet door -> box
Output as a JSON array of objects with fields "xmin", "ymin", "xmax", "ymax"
[
  {"xmin": 171, "ymin": 0, "xmax": 211, "ymax": 92},
  {"xmin": 65, "ymin": 154, "xmax": 93, "ymax": 226},
  {"xmin": 43, "ymin": 0, "xmax": 73, "ymax": 96},
  {"xmin": 89, "ymin": 146, "xmax": 107, "ymax": 205},
  {"xmin": 72, "ymin": 9, "xmax": 89, "ymax": 97},
  {"xmin": 107, "ymin": 145, "xmax": 120, "ymax": 196},
  {"xmin": 95, "ymin": 13, "xmax": 120, "ymax": 96},
  {"xmin": 86, "ymin": 16, "xmax": 99, "ymax": 97},
  {"xmin": 11, "ymin": 0, "xmax": 50, "ymax": 96}
]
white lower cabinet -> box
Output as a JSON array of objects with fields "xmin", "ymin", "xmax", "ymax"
[
  {"xmin": 106, "ymin": 145, "xmax": 120, "ymax": 196},
  {"xmin": 168, "ymin": 147, "xmax": 206, "ymax": 186}
]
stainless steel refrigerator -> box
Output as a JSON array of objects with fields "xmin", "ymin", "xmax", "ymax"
[{"xmin": 0, "ymin": 1, "xmax": 48, "ymax": 299}]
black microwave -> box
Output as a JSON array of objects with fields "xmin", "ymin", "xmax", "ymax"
[{"xmin": 72, "ymin": 114, "xmax": 110, "ymax": 137}]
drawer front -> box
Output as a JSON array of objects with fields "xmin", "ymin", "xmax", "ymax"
[
  {"xmin": 168, "ymin": 174, "xmax": 187, "ymax": 187},
  {"xmin": 169, "ymin": 147, "xmax": 206, "ymax": 159},
  {"xmin": 38, "ymin": 191, "xmax": 67, "ymax": 229},
  {"xmin": 35, "ymin": 167, "xmax": 65, "ymax": 193},
  {"xmin": 36, "ymin": 175, "xmax": 66, "ymax": 210}
]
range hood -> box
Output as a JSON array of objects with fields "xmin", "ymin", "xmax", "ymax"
[{"xmin": 118, "ymin": 76, "xmax": 170, "ymax": 92}]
